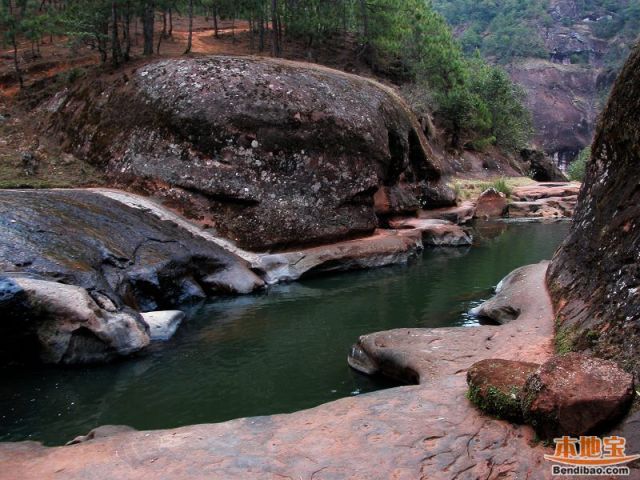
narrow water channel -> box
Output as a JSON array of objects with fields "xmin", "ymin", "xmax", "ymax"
[{"xmin": 0, "ymin": 222, "xmax": 569, "ymax": 445}]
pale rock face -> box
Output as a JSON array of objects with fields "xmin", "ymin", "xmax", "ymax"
[
  {"xmin": 7, "ymin": 276, "xmax": 150, "ymax": 364},
  {"xmin": 141, "ymin": 311, "xmax": 185, "ymax": 342}
]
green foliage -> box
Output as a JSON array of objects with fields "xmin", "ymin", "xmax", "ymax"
[
  {"xmin": 479, "ymin": 177, "xmax": 513, "ymax": 197},
  {"xmin": 555, "ymin": 325, "xmax": 577, "ymax": 354},
  {"xmin": 433, "ymin": 0, "xmax": 640, "ymax": 64},
  {"xmin": 467, "ymin": 383, "xmax": 523, "ymax": 421},
  {"xmin": 567, "ymin": 147, "xmax": 590, "ymax": 181}
]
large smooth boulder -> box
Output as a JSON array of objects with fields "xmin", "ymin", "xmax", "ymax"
[
  {"xmin": 547, "ymin": 45, "xmax": 640, "ymax": 379},
  {"xmin": 522, "ymin": 353, "xmax": 634, "ymax": 438},
  {"xmin": 47, "ymin": 56, "xmax": 452, "ymax": 251}
]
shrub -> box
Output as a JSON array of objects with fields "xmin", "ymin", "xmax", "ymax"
[
  {"xmin": 567, "ymin": 147, "xmax": 590, "ymax": 181},
  {"xmin": 480, "ymin": 177, "xmax": 513, "ymax": 197}
]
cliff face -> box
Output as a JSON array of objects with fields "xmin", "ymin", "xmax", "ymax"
[
  {"xmin": 508, "ymin": 0, "xmax": 627, "ymax": 166},
  {"xmin": 436, "ymin": 0, "xmax": 638, "ymax": 167},
  {"xmin": 547, "ymin": 45, "xmax": 640, "ymax": 378}
]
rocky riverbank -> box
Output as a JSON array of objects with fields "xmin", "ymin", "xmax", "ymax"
[{"xmin": 0, "ymin": 262, "xmax": 563, "ymax": 479}]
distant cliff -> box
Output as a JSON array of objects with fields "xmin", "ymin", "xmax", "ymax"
[{"xmin": 434, "ymin": 0, "xmax": 639, "ymax": 167}]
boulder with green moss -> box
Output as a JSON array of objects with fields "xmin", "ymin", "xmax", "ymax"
[{"xmin": 467, "ymin": 358, "xmax": 540, "ymax": 421}]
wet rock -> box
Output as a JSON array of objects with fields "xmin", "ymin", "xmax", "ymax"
[
  {"xmin": 418, "ymin": 201, "xmax": 476, "ymax": 225},
  {"xmin": 51, "ymin": 56, "xmax": 453, "ymax": 251},
  {"xmin": 470, "ymin": 264, "xmax": 543, "ymax": 324},
  {"xmin": 388, "ymin": 218, "xmax": 472, "ymax": 246},
  {"xmin": 66, "ymin": 426, "xmax": 137, "ymax": 446},
  {"xmin": 520, "ymin": 149, "xmax": 568, "ymax": 182},
  {"xmin": 142, "ymin": 311, "xmax": 185, "ymax": 342},
  {"xmin": 6, "ymin": 277, "xmax": 149, "ymax": 365},
  {"xmin": 467, "ymin": 359, "xmax": 540, "ymax": 422},
  {"xmin": 475, "ymin": 188, "xmax": 508, "ymax": 219},
  {"xmin": 547, "ymin": 45, "xmax": 640, "ymax": 380},
  {"xmin": 522, "ymin": 353, "xmax": 635, "ymax": 438},
  {"xmin": 0, "ymin": 189, "xmax": 263, "ymax": 364},
  {"xmin": 259, "ymin": 229, "xmax": 422, "ymax": 284}
]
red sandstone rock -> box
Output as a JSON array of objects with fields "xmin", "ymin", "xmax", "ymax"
[
  {"xmin": 475, "ymin": 188, "xmax": 508, "ymax": 219},
  {"xmin": 388, "ymin": 218, "xmax": 473, "ymax": 246},
  {"xmin": 522, "ymin": 353, "xmax": 635, "ymax": 438},
  {"xmin": 467, "ymin": 359, "xmax": 540, "ymax": 421},
  {"xmin": 418, "ymin": 201, "xmax": 476, "ymax": 225}
]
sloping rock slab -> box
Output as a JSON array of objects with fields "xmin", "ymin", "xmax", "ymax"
[
  {"xmin": 0, "ymin": 189, "xmax": 263, "ymax": 314},
  {"xmin": 259, "ymin": 229, "xmax": 422, "ymax": 284},
  {"xmin": 388, "ymin": 218, "xmax": 473, "ymax": 246},
  {"xmin": 469, "ymin": 264, "xmax": 546, "ymax": 324},
  {"xmin": 418, "ymin": 201, "xmax": 476, "ymax": 225},
  {"xmin": 511, "ymin": 183, "xmax": 580, "ymax": 202},
  {"xmin": 523, "ymin": 353, "xmax": 635, "ymax": 438},
  {"xmin": 0, "ymin": 263, "xmax": 561, "ymax": 479}
]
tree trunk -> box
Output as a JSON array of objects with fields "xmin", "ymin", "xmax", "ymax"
[
  {"xmin": 142, "ymin": 1, "xmax": 154, "ymax": 55},
  {"xmin": 168, "ymin": 7, "xmax": 173, "ymax": 37},
  {"xmin": 123, "ymin": 1, "xmax": 131, "ymax": 60},
  {"xmin": 270, "ymin": 0, "xmax": 280, "ymax": 57},
  {"xmin": 259, "ymin": 10, "xmax": 265, "ymax": 51},
  {"xmin": 184, "ymin": 0, "xmax": 193, "ymax": 54},
  {"xmin": 12, "ymin": 36, "xmax": 23, "ymax": 89},
  {"xmin": 111, "ymin": 1, "xmax": 123, "ymax": 66},
  {"xmin": 213, "ymin": 5, "xmax": 219, "ymax": 38}
]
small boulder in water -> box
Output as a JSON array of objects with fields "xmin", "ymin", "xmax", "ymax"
[{"xmin": 142, "ymin": 311, "xmax": 185, "ymax": 342}]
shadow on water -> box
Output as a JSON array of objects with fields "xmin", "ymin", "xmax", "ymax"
[{"xmin": 0, "ymin": 222, "xmax": 569, "ymax": 445}]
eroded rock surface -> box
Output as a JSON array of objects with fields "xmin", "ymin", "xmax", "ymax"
[
  {"xmin": 47, "ymin": 56, "xmax": 453, "ymax": 251},
  {"xmin": 508, "ymin": 183, "xmax": 579, "ymax": 220},
  {"xmin": 547, "ymin": 45, "xmax": 640, "ymax": 380}
]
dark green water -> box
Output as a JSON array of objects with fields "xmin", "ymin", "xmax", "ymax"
[{"xmin": 0, "ymin": 222, "xmax": 569, "ymax": 446}]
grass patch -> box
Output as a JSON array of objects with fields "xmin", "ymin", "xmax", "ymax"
[
  {"xmin": 479, "ymin": 177, "xmax": 513, "ymax": 197},
  {"xmin": 449, "ymin": 176, "xmax": 531, "ymax": 201}
]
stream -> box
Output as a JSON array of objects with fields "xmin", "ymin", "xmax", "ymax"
[{"xmin": 0, "ymin": 221, "xmax": 569, "ymax": 446}]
